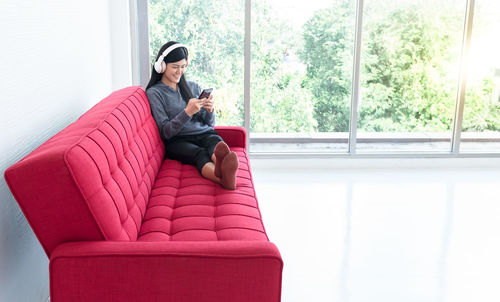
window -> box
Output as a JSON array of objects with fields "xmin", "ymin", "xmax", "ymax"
[
  {"xmin": 144, "ymin": 0, "xmax": 499, "ymax": 156},
  {"xmin": 460, "ymin": 0, "xmax": 500, "ymax": 153},
  {"xmin": 148, "ymin": 0, "xmax": 245, "ymax": 127},
  {"xmin": 250, "ymin": 0, "xmax": 355, "ymax": 153},
  {"xmin": 357, "ymin": 0, "xmax": 465, "ymax": 153}
]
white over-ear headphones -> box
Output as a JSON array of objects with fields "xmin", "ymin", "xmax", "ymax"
[{"xmin": 154, "ymin": 43, "xmax": 188, "ymax": 73}]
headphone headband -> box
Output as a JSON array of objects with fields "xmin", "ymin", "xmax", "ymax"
[{"xmin": 154, "ymin": 43, "xmax": 187, "ymax": 73}]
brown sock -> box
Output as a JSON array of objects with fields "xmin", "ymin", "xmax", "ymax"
[
  {"xmin": 214, "ymin": 141, "xmax": 230, "ymax": 178},
  {"xmin": 220, "ymin": 151, "xmax": 239, "ymax": 190}
]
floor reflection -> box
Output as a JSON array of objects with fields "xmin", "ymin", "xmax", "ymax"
[{"xmin": 252, "ymin": 161, "xmax": 500, "ymax": 302}]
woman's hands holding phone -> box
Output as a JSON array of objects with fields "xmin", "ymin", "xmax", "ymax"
[
  {"xmin": 202, "ymin": 94, "xmax": 214, "ymax": 112},
  {"xmin": 185, "ymin": 94, "xmax": 214, "ymax": 116},
  {"xmin": 185, "ymin": 98, "xmax": 204, "ymax": 116}
]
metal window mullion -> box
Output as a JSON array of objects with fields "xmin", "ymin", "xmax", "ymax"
[
  {"xmin": 348, "ymin": 0, "xmax": 364, "ymax": 156},
  {"xmin": 451, "ymin": 0, "xmax": 475, "ymax": 154},
  {"xmin": 129, "ymin": 0, "xmax": 140, "ymax": 86},
  {"xmin": 135, "ymin": 0, "xmax": 150, "ymax": 88},
  {"xmin": 244, "ymin": 0, "xmax": 251, "ymax": 150}
]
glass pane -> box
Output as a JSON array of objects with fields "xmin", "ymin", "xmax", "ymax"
[
  {"xmin": 460, "ymin": 0, "xmax": 500, "ymax": 153},
  {"xmin": 357, "ymin": 0, "xmax": 465, "ymax": 153},
  {"xmin": 250, "ymin": 0, "xmax": 356, "ymax": 153},
  {"xmin": 148, "ymin": 0, "xmax": 244, "ymax": 127}
]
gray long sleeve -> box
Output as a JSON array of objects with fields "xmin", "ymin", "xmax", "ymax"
[{"xmin": 146, "ymin": 81, "xmax": 215, "ymax": 141}]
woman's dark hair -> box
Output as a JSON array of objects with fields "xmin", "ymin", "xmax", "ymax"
[{"xmin": 146, "ymin": 41, "xmax": 204, "ymax": 122}]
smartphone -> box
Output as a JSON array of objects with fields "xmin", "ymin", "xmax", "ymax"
[{"xmin": 198, "ymin": 88, "xmax": 213, "ymax": 99}]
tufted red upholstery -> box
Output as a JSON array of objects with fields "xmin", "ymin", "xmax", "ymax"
[
  {"xmin": 64, "ymin": 87, "xmax": 165, "ymax": 242},
  {"xmin": 5, "ymin": 86, "xmax": 282, "ymax": 302},
  {"xmin": 139, "ymin": 151, "xmax": 267, "ymax": 242}
]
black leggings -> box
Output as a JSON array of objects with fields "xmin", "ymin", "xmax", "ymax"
[{"xmin": 164, "ymin": 130, "xmax": 223, "ymax": 173}]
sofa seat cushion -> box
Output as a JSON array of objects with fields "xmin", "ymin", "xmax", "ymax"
[{"xmin": 137, "ymin": 147, "xmax": 268, "ymax": 242}]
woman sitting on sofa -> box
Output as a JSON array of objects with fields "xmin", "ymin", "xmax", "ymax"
[{"xmin": 145, "ymin": 41, "xmax": 238, "ymax": 190}]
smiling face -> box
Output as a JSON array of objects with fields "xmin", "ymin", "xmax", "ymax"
[{"xmin": 161, "ymin": 59, "xmax": 187, "ymax": 90}]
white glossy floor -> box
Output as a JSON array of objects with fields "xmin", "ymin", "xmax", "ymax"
[{"xmin": 251, "ymin": 158, "xmax": 500, "ymax": 302}]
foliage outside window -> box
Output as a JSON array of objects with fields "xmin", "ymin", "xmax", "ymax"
[
  {"xmin": 460, "ymin": 0, "xmax": 500, "ymax": 152},
  {"xmin": 149, "ymin": 0, "xmax": 245, "ymax": 127},
  {"xmin": 148, "ymin": 0, "xmax": 500, "ymax": 152}
]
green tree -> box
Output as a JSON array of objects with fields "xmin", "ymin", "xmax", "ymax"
[
  {"xmin": 463, "ymin": 77, "xmax": 500, "ymax": 131},
  {"xmin": 150, "ymin": 0, "xmax": 317, "ymax": 132},
  {"xmin": 461, "ymin": 1, "xmax": 500, "ymax": 132},
  {"xmin": 300, "ymin": 0, "xmax": 355, "ymax": 132},
  {"xmin": 250, "ymin": 0, "xmax": 316, "ymax": 133},
  {"xmin": 359, "ymin": 3, "xmax": 462, "ymax": 132},
  {"xmin": 149, "ymin": 0, "xmax": 245, "ymax": 126},
  {"xmin": 149, "ymin": 0, "xmax": 499, "ymax": 134}
]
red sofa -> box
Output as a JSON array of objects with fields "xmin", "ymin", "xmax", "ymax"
[{"xmin": 5, "ymin": 86, "xmax": 283, "ymax": 302}]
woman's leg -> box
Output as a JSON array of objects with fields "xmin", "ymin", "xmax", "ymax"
[
  {"xmin": 166, "ymin": 132, "xmax": 237, "ymax": 189},
  {"xmin": 168, "ymin": 140, "xmax": 222, "ymax": 185},
  {"xmin": 197, "ymin": 131, "xmax": 230, "ymax": 178},
  {"xmin": 201, "ymin": 154, "xmax": 238, "ymax": 190},
  {"xmin": 165, "ymin": 139, "xmax": 202, "ymax": 166},
  {"xmin": 201, "ymin": 162, "xmax": 221, "ymax": 184}
]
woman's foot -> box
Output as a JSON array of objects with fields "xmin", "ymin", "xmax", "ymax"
[
  {"xmin": 214, "ymin": 141, "xmax": 230, "ymax": 178},
  {"xmin": 220, "ymin": 151, "xmax": 239, "ymax": 190}
]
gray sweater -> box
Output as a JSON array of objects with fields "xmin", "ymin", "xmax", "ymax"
[{"xmin": 146, "ymin": 81, "xmax": 215, "ymax": 141}]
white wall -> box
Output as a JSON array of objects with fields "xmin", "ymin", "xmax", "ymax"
[{"xmin": 0, "ymin": 1, "xmax": 134, "ymax": 301}]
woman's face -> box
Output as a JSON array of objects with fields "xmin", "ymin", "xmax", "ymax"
[{"xmin": 162, "ymin": 59, "xmax": 187, "ymax": 86}]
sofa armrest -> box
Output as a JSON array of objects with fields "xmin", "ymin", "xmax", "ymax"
[
  {"xmin": 50, "ymin": 241, "xmax": 282, "ymax": 302},
  {"xmin": 215, "ymin": 126, "xmax": 247, "ymax": 149}
]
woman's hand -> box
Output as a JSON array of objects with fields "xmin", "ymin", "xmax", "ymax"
[
  {"xmin": 202, "ymin": 94, "xmax": 214, "ymax": 113},
  {"xmin": 185, "ymin": 98, "xmax": 204, "ymax": 116}
]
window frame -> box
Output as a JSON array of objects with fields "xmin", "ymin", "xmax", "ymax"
[{"xmin": 135, "ymin": 0, "xmax": 500, "ymax": 158}]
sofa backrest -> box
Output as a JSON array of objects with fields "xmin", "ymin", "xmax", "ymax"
[{"xmin": 5, "ymin": 86, "xmax": 165, "ymax": 257}]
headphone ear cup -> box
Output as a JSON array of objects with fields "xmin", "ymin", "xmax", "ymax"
[
  {"xmin": 154, "ymin": 59, "xmax": 167, "ymax": 73},
  {"xmin": 154, "ymin": 60, "xmax": 162, "ymax": 73}
]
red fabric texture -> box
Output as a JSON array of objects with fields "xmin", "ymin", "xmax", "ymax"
[
  {"xmin": 5, "ymin": 86, "xmax": 165, "ymax": 255},
  {"xmin": 213, "ymin": 126, "xmax": 247, "ymax": 149},
  {"xmin": 138, "ymin": 147, "xmax": 267, "ymax": 242},
  {"xmin": 50, "ymin": 241, "xmax": 282, "ymax": 302},
  {"xmin": 4, "ymin": 86, "xmax": 282, "ymax": 301}
]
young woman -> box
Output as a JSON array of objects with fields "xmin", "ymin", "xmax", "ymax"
[{"xmin": 146, "ymin": 41, "xmax": 238, "ymax": 190}]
